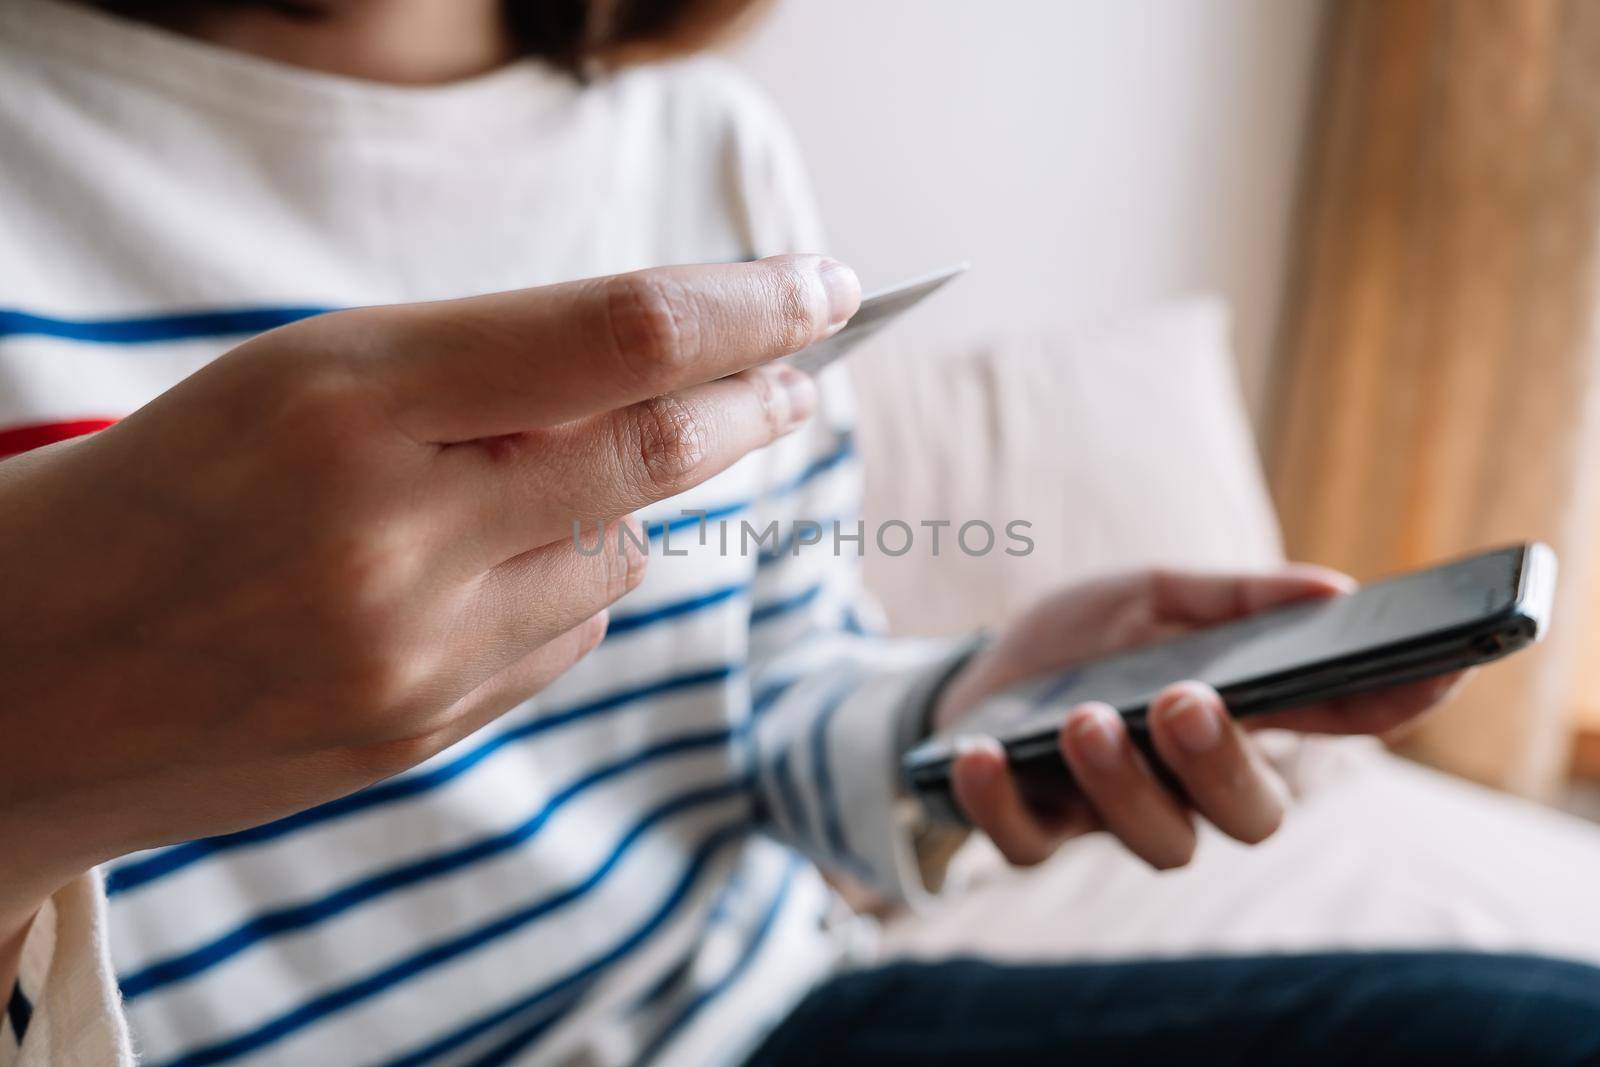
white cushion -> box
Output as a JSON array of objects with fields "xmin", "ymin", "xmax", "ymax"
[{"xmin": 850, "ymin": 297, "xmax": 1283, "ymax": 637}]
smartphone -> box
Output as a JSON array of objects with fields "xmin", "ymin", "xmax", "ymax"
[{"xmin": 902, "ymin": 543, "xmax": 1559, "ymax": 823}]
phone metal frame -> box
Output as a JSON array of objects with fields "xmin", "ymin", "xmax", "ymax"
[{"xmin": 904, "ymin": 543, "xmax": 1558, "ymax": 824}]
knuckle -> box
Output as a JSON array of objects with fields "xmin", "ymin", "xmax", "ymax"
[
  {"xmin": 269, "ymin": 373, "xmax": 363, "ymax": 455},
  {"xmin": 601, "ymin": 273, "xmax": 699, "ymax": 387},
  {"xmin": 621, "ymin": 532, "xmax": 650, "ymax": 593},
  {"xmin": 323, "ymin": 527, "xmax": 424, "ymax": 613},
  {"xmin": 600, "ymin": 524, "xmax": 650, "ymax": 600},
  {"xmin": 766, "ymin": 266, "xmax": 825, "ymax": 353},
  {"xmin": 629, "ymin": 395, "xmax": 708, "ymax": 494},
  {"xmin": 263, "ymin": 369, "xmax": 401, "ymax": 488},
  {"xmin": 745, "ymin": 367, "xmax": 789, "ymax": 439},
  {"xmin": 310, "ymin": 536, "xmax": 435, "ymax": 718},
  {"xmin": 339, "ymin": 646, "xmax": 428, "ymax": 715}
]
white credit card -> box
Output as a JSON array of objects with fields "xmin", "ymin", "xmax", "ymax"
[{"xmin": 780, "ymin": 262, "xmax": 968, "ymax": 376}]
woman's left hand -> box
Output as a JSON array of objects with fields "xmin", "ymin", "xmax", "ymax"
[{"xmin": 932, "ymin": 566, "xmax": 1467, "ymax": 871}]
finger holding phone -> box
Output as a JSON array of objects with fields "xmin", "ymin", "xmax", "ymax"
[{"xmin": 931, "ymin": 567, "xmax": 1473, "ymax": 871}]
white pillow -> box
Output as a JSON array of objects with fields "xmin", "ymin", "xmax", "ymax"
[{"xmin": 849, "ymin": 297, "xmax": 1284, "ymax": 636}]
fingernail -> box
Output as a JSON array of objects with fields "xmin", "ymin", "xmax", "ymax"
[
  {"xmin": 768, "ymin": 364, "xmax": 816, "ymax": 428},
  {"xmin": 1158, "ymin": 690, "xmax": 1223, "ymax": 753},
  {"xmin": 1068, "ymin": 705, "xmax": 1122, "ymax": 771},
  {"xmin": 954, "ymin": 734, "xmax": 1004, "ymax": 785},
  {"xmin": 818, "ymin": 257, "xmax": 861, "ymax": 329}
]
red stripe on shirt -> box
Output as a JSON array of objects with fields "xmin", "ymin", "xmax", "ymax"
[{"xmin": 0, "ymin": 418, "xmax": 118, "ymax": 457}]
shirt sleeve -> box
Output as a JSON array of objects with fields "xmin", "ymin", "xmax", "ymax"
[
  {"xmin": 716, "ymin": 67, "xmax": 981, "ymax": 904},
  {"xmin": 1, "ymin": 871, "xmax": 134, "ymax": 1067},
  {"xmin": 740, "ymin": 387, "xmax": 978, "ymax": 905}
]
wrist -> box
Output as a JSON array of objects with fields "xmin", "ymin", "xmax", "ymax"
[
  {"xmin": 911, "ymin": 631, "xmax": 995, "ymax": 744},
  {"xmin": 927, "ymin": 631, "xmax": 999, "ymax": 735},
  {"xmin": 900, "ymin": 633, "xmax": 994, "ymax": 880}
]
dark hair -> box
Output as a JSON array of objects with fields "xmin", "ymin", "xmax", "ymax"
[
  {"xmin": 508, "ymin": 0, "xmax": 769, "ymax": 72},
  {"xmin": 98, "ymin": 0, "xmax": 771, "ymax": 74}
]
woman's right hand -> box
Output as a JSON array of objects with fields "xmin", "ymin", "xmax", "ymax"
[{"xmin": 0, "ymin": 254, "xmax": 859, "ymax": 923}]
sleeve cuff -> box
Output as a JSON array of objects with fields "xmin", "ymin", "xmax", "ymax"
[{"xmin": 821, "ymin": 635, "xmax": 987, "ymax": 907}]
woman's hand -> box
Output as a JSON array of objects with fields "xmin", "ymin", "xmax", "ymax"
[
  {"xmin": 0, "ymin": 255, "xmax": 859, "ymax": 925},
  {"xmin": 932, "ymin": 567, "xmax": 1465, "ymax": 870}
]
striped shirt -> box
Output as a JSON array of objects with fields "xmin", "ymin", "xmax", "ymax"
[{"xmin": 0, "ymin": 3, "xmax": 959, "ymax": 1064}]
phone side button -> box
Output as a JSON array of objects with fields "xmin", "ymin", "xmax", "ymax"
[{"xmin": 1474, "ymin": 632, "xmax": 1508, "ymax": 657}]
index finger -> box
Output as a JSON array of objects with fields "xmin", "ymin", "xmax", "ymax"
[
  {"xmin": 368, "ymin": 254, "xmax": 860, "ymax": 443},
  {"xmin": 1147, "ymin": 564, "xmax": 1357, "ymax": 627},
  {"xmin": 1250, "ymin": 670, "xmax": 1469, "ymax": 736}
]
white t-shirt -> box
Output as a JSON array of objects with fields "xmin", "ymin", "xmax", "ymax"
[{"xmin": 0, "ymin": 3, "xmax": 958, "ymax": 1064}]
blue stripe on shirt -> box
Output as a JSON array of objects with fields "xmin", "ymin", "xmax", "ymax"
[
  {"xmin": 641, "ymin": 434, "xmax": 856, "ymax": 545},
  {"xmin": 110, "ymin": 572, "xmax": 830, "ymax": 897},
  {"xmin": 809, "ymin": 675, "xmax": 870, "ymax": 878},
  {"xmin": 630, "ymin": 855, "xmax": 801, "ymax": 1067},
  {"xmin": 153, "ymin": 783, "xmax": 753, "ymax": 1067},
  {"xmin": 606, "ymin": 583, "xmax": 747, "ymax": 637},
  {"xmin": 106, "ymin": 664, "xmax": 739, "ymax": 896},
  {"xmin": 752, "ymin": 674, "xmax": 802, "ymax": 718},
  {"xmin": 0, "ymin": 299, "xmax": 858, "ymax": 549},
  {"xmin": 770, "ymin": 746, "xmax": 812, "ymax": 849},
  {"xmin": 756, "ymin": 513, "xmax": 856, "ymax": 567},
  {"xmin": 456, "ymin": 989, "xmax": 584, "ymax": 1067},
  {"xmin": 116, "ymin": 580, "xmax": 858, "ymax": 1017},
  {"xmin": 750, "ymin": 582, "xmax": 822, "ymax": 625},
  {"xmin": 623, "ymin": 853, "xmax": 751, "ymax": 1016},
  {"xmin": 377, "ymin": 823, "xmax": 750, "ymax": 1067},
  {"xmin": 6, "ymin": 982, "xmax": 31, "ymax": 1045},
  {"xmin": 776, "ymin": 436, "xmax": 855, "ymax": 495},
  {"xmin": 466, "ymin": 855, "xmax": 800, "ymax": 1067},
  {"xmin": 118, "ymin": 727, "xmax": 741, "ymax": 1002},
  {"xmin": 109, "ymin": 566, "xmax": 851, "ymax": 927},
  {"xmin": 842, "ymin": 605, "xmax": 874, "ymax": 635},
  {"xmin": 0, "ymin": 307, "xmax": 331, "ymax": 344},
  {"xmin": 646, "ymin": 501, "xmax": 746, "ymax": 541}
]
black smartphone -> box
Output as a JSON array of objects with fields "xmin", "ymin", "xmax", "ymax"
[{"xmin": 903, "ymin": 543, "xmax": 1558, "ymax": 824}]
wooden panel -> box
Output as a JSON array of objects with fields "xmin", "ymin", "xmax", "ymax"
[
  {"xmin": 1573, "ymin": 729, "xmax": 1600, "ymax": 780},
  {"xmin": 1269, "ymin": 0, "xmax": 1600, "ymax": 797},
  {"xmin": 1576, "ymin": 526, "xmax": 1600, "ymax": 732}
]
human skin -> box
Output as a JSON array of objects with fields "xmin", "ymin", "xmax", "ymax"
[
  {"xmin": 0, "ymin": 252, "xmax": 858, "ymax": 999},
  {"xmin": 936, "ymin": 569, "xmax": 1463, "ymax": 870},
  {"xmin": 0, "ymin": 0, "xmax": 1466, "ymax": 1003}
]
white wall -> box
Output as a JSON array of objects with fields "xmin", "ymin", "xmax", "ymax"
[{"xmin": 724, "ymin": 0, "xmax": 1325, "ymax": 428}]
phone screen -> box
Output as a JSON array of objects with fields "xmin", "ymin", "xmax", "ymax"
[{"xmin": 963, "ymin": 547, "xmax": 1524, "ymax": 739}]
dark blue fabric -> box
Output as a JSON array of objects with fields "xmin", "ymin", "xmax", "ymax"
[
  {"xmin": 6, "ymin": 981, "xmax": 31, "ymax": 1044},
  {"xmin": 0, "ymin": 307, "xmax": 330, "ymax": 343},
  {"xmin": 745, "ymin": 953, "xmax": 1600, "ymax": 1066}
]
